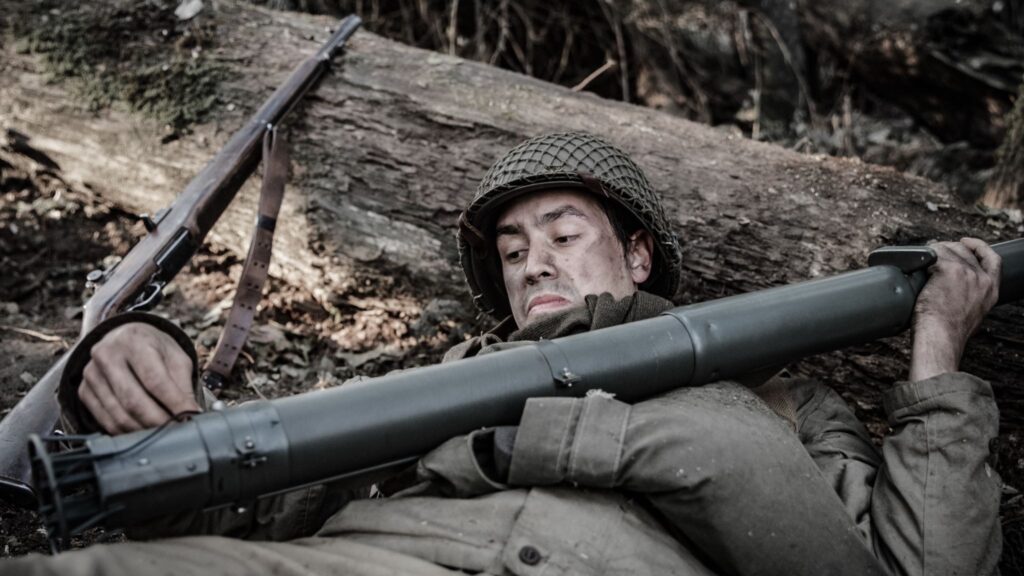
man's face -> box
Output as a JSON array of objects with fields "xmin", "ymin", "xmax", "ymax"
[{"xmin": 495, "ymin": 189, "xmax": 653, "ymax": 328}]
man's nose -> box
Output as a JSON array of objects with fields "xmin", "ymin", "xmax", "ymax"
[{"xmin": 524, "ymin": 245, "xmax": 556, "ymax": 284}]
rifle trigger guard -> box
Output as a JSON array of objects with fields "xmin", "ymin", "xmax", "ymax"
[
  {"xmin": 126, "ymin": 281, "xmax": 166, "ymax": 312},
  {"xmin": 867, "ymin": 246, "xmax": 937, "ymax": 274}
]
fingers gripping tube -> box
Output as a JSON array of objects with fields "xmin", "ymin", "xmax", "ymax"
[{"xmin": 28, "ymin": 401, "xmax": 289, "ymax": 551}]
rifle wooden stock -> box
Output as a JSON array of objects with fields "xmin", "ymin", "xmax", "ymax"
[
  {"xmin": 0, "ymin": 15, "xmax": 362, "ymax": 507},
  {"xmin": 28, "ymin": 239, "xmax": 1023, "ymax": 543}
]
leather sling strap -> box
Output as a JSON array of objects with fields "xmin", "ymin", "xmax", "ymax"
[{"xmin": 201, "ymin": 127, "xmax": 288, "ymax": 391}]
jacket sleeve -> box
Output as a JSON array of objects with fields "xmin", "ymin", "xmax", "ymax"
[
  {"xmin": 870, "ymin": 372, "xmax": 1002, "ymax": 576},
  {"xmin": 793, "ymin": 373, "xmax": 1001, "ymax": 576}
]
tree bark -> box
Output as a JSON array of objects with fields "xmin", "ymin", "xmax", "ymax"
[{"xmin": 1, "ymin": 1, "xmax": 1022, "ymax": 428}]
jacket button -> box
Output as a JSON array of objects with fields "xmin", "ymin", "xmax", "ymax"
[{"xmin": 518, "ymin": 545, "xmax": 542, "ymax": 565}]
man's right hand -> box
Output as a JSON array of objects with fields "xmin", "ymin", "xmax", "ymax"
[
  {"xmin": 908, "ymin": 238, "xmax": 1001, "ymax": 382},
  {"xmin": 79, "ymin": 322, "xmax": 200, "ymax": 435}
]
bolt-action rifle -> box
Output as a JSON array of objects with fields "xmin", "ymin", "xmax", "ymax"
[
  {"xmin": 0, "ymin": 15, "xmax": 363, "ymax": 508},
  {"xmin": 28, "ymin": 239, "xmax": 1024, "ymax": 547}
]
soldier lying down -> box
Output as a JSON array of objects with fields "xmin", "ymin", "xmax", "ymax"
[{"xmin": 7, "ymin": 133, "xmax": 1003, "ymax": 576}]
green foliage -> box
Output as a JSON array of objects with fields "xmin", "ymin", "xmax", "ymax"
[{"xmin": 10, "ymin": 0, "xmax": 222, "ymax": 132}]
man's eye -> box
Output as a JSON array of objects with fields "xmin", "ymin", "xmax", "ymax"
[{"xmin": 555, "ymin": 235, "xmax": 577, "ymax": 245}]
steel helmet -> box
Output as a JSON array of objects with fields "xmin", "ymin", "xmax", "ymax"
[{"xmin": 458, "ymin": 131, "xmax": 682, "ymax": 318}]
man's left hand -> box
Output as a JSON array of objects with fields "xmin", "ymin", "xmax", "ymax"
[{"xmin": 909, "ymin": 238, "xmax": 1000, "ymax": 382}]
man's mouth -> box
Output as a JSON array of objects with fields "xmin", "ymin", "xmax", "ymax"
[{"xmin": 526, "ymin": 294, "xmax": 572, "ymax": 316}]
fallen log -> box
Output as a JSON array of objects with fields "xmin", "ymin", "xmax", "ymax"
[{"xmin": 0, "ymin": 1, "xmax": 1022, "ymax": 445}]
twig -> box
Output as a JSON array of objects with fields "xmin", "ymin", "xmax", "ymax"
[
  {"xmin": 488, "ymin": 0, "xmax": 510, "ymax": 66},
  {"xmin": 508, "ymin": 33, "xmax": 531, "ymax": 76},
  {"xmin": 423, "ymin": 0, "xmax": 446, "ymax": 50},
  {"xmin": 572, "ymin": 60, "xmax": 617, "ymax": 92},
  {"xmin": 507, "ymin": 1, "xmax": 535, "ymax": 76},
  {"xmin": 750, "ymin": 11, "xmax": 819, "ymax": 126},
  {"xmin": 842, "ymin": 92, "xmax": 854, "ymax": 155},
  {"xmin": 992, "ymin": 333, "xmax": 1024, "ymax": 346},
  {"xmin": 552, "ymin": 12, "xmax": 574, "ymax": 84},
  {"xmin": 753, "ymin": 52, "xmax": 763, "ymax": 141},
  {"xmin": 244, "ymin": 370, "xmax": 268, "ymax": 401},
  {"xmin": 240, "ymin": 349, "xmax": 255, "ymax": 364},
  {"xmin": 598, "ymin": 0, "xmax": 630, "ymax": 102},
  {"xmin": 737, "ymin": 9, "xmax": 758, "ymax": 138},
  {"xmin": 447, "ymin": 0, "xmax": 460, "ymax": 55},
  {"xmin": 473, "ymin": 0, "xmax": 486, "ymax": 62},
  {"xmin": 735, "ymin": 10, "xmax": 751, "ymax": 68},
  {"xmin": 249, "ymin": 380, "xmax": 267, "ymax": 401},
  {"xmin": 0, "ymin": 324, "xmax": 68, "ymax": 345},
  {"xmin": 654, "ymin": 0, "xmax": 710, "ymax": 122},
  {"xmin": 493, "ymin": 1, "xmax": 532, "ymax": 76},
  {"xmin": 399, "ymin": 1, "xmax": 416, "ymax": 46}
]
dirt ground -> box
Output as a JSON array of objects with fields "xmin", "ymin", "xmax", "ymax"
[{"xmin": 1, "ymin": 126, "xmax": 1022, "ymax": 570}]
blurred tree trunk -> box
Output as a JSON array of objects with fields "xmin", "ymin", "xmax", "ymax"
[
  {"xmin": 797, "ymin": 0, "xmax": 1022, "ymax": 148},
  {"xmin": 982, "ymin": 81, "xmax": 1024, "ymax": 209}
]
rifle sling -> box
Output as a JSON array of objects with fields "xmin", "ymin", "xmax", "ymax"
[{"xmin": 201, "ymin": 128, "xmax": 289, "ymax": 391}]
